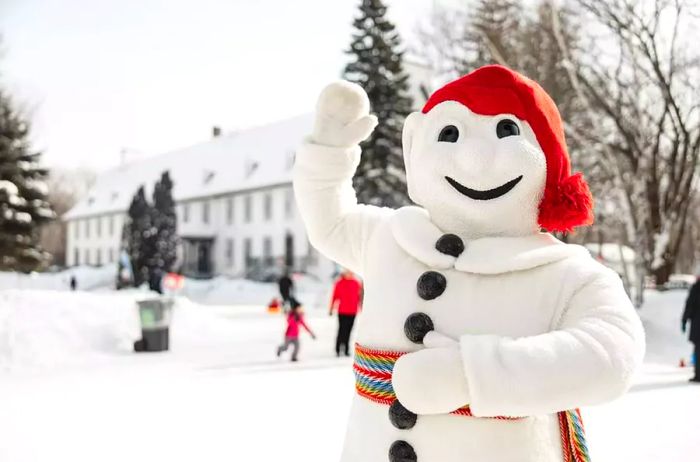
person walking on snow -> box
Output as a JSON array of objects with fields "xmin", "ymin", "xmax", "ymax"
[
  {"xmin": 330, "ymin": 269, "xmax": 363, "ymax": 357},
  {"xmin": 278, "ymin": 271, "xmax": 294, "ymax": 310},
  {"xmin": 682, "ymin": 278, "xmax": 700, "ymax": 382},
  {"xmin": 277, "ymin": 299, "xmax": 316, "ymax": 362}
]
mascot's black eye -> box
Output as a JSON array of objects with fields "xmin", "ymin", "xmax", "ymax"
[
  {"xmin": 496, "ymin": 119, "xmax": 520, "ymax": 138},
  {"xmin": 438, "ymin": 125, "xmax": 459, "ymax": 143}
]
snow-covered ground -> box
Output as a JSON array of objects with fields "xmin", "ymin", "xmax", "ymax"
[{"xmin": 0, "ymin": 279, "xmax": 698, "ymax": 461}]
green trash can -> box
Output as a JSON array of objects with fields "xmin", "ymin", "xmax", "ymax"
[{"xmin": 134, "ymin": 297, "xmax": 174, "ymax": 352}]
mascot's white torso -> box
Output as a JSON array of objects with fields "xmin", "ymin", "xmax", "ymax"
[{"xmin": 293, "ymin": 66, "xmax": 645, "ymax": 462}]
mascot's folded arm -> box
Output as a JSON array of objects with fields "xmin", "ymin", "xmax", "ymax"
[{"xmin": 390, "ymin": 271, "xmax": 644, "ymax": 418}]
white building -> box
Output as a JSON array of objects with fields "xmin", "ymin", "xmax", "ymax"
[
  {"xmin": 64, "ymin": 114, "xmax": 337, "ymax": 280},
  {"xmin": 64, "ymin": 67, "xmax": 434, "ymax": 281}
]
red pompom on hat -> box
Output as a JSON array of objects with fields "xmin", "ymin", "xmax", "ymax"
[{"xmin": 422, "ymin": 65, "xmax": 594, "ymax": 233}]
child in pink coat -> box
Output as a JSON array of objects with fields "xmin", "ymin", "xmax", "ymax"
[{"xmin": 276, "ymin": 299, "xmax": 316, "ymax": 362}]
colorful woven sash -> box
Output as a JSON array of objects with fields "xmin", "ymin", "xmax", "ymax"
[{"xmin": 353, "ymin": 343, "xmax": 591, "ymax": 462}]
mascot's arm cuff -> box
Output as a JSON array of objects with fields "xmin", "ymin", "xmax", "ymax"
[
  {"xmin": 293, "ymin": 139, "xmax": 391, "ymax": 275},
  {"xmin": 459, "ymin": 270, "xmax": 645, "ymax": 417}
]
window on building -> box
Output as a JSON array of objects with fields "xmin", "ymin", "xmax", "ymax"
[
  {"xmin": 244, "ymin": 237, "xmax": 253, "ymax": 270},
  {"xmin": 284, "ymin": 189, "xmax": 293, "ymax": 220},
  {"xmin": 284, "ymin": 232, "xmax": 294, "ymax": 269},
  {"xmin": 226, "ymin": 238, "xmax": 234, "ymax": 267},
  {"xmin": 74, "ymin": 248, "xmax": 80, "ymax": 266},
  {"xmin": 74, "ymin": 221, "xmax": 80, "ymax": 239},
  {"xmin": 244, "ymin": 195, "xmax": 252, "ymax": 223},
  {"xmin": 108, "ymin": 215, "xmax": 114, "ymax": 236},
  {"xmin": 84, "ymin": 248, "xmax": 91, "ymax": 266},
  {"xmin": 226, "ymin": 197, "xmax": 234, "ymax": 225},
  {"xmin": 109, "ymin": 248, "xmax": 114, "ymax": 263},
  {"xmin": 96, "ymin": 217, "xmax": 102, "ymax": 237},
  {"xmin": 264, "ymin": 193, "xmax": 273, "ymax": 221},
  {"xmin": 183, "ymin": 203, "xmax": 190, "ymax": 223},
  {"xmin": 202, "ymin": 201, "xmax": 210, "ymax": 224},
  {"xmin": 85, "ymin": 219, "xmax": 90, "ymax": 238},
  {"xmin": 263, "ymin": 236, "xmax": 272, "ymax": 266},
  {"xmin": 96, "ymin": 249, "xmax": 102, "ymax": 266}
]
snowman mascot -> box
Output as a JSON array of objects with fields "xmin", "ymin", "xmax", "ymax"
[{"xmin": 293, "ymin": 65, "xmax": 645, "ymax": 462}]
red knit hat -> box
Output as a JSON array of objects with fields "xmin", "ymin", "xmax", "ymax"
[{"xmin": 422, "ymin": 65, "xmax": 594, "ymax": 233}]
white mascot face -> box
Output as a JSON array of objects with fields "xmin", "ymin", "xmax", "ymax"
[{"xmin": 403, "ymin": 101, "xmax": 548, "ymax": 238}]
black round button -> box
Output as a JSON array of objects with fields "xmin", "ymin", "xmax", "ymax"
[
  {"xmin": 404, "ymin": 312, "xmax": 434, "ymax": 344},
  {"xmin": 417, "ymin": 271, "xmax": 446, "ymax": 300},
  {"xmin": 389, "ymin": 400, "xmax": 417, "ymax": 430},
  {"xmin": 435, "ymin": 233, "xmax": 464, "ymax": 257},
  {"xmin": 389, "ymin": 440, "xmax": 417, "ymax": 462}
]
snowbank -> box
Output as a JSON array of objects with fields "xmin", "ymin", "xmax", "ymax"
[
  {"xmin": 0, "ymin": 290, "xmax": 140, "ymax": 372},
  {"xmin": 0, "ymin": 288, "xmax": 293, "ymax": 374},
  {"xmin": 0, "ymin": 266, "xmax": 330, "ymax": 308}
]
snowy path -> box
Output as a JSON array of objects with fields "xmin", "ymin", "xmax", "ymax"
[{"xmin": 0, "ymin": 289, "xmax": 698, "ymax": 461}]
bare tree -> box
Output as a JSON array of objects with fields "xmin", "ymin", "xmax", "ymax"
[
  {"xmin": 40, "ymin": 168, "xmax": 95, "ymax": 266},
  {"xmin": 549, "ymin": 0, "xmax": 700, "ymax": 291},
  {"xmin": 416, "ymin": 0, "xmax": 611, "ymax": 234},
  {"xmin": 416, "ymin": 0, "xmax": 526, "ymax": 78}
]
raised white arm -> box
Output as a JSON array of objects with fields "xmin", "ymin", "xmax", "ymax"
[{"xmin": 293, "ymin": 81, "xmax": 391, "ymax": 275}]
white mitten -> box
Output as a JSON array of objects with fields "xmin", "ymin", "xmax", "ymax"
[
  {"xmin": 423, "ymin": 330, "xmax": 459, "ymax": 348},
  {"xmin": 311, "ymin": 81, "xmax": 378, "ymax": 148},
  {"xmin": 392, "ymin": 345, "xmax": 471, "ymax": 415}
]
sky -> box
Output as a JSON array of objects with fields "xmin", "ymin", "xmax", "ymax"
[{"xmin": 0, "ymin": 0, "xmax": 431, "ymax": 171}]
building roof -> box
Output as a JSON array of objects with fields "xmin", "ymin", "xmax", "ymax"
[{"xmin": 64, "ymin": 114, "xmax": 314, "ymax": 220}]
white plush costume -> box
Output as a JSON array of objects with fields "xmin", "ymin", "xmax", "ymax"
[{"xmin": 293, "ymin": 66, "xmax": 645, "ymax": 462}]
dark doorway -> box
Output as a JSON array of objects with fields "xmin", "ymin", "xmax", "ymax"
[
  {"xmin": 197, "ymin": 240, "xmax": 212, "ymax": 275},
  {"xmin": 182, "ymin": 237, "xmax": 214, "ymax": 278}
]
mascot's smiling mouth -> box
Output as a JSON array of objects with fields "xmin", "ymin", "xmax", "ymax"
[{"xmin": 445, "ymin": 175, "xmax": 523, "ymax": 200}]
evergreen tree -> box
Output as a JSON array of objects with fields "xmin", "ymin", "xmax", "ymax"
[
  {"xmin": 124, "ymin": 186, "xmax": 154, "ymax": 287},
  {"xmin": 122, "ymin": 172, "xmax": 178, "ymax": 292},
  {"xmin": 343, "ymin": 0, "xmax": 413, "ymax": 207},
  {"xmin": 0, "ymin": 89, "xmax": 54, "ymax": 272},
  {"xmin": 151, "ymin": 171, "xmax": 178, "ymax": 279}
]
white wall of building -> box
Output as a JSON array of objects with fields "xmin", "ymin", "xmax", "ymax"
[
  {"xmin": 66, "ymin": 213, "xmax": 124, "ymax": 267},
  {"xmin": 65, "ymin": 183, "xmax": 336, "ymax": 281}
]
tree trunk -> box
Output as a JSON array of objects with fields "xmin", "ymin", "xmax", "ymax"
[
  {"xmin": 633, "ymin": 256, "xmax": 646, "ymax": 308},
  {"xmin": 653, "ymin": 259, "xmax": 674, "ymax": 287}
]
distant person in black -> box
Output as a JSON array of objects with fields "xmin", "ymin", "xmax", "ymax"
[
  {"xmin": 682, "ymin": 279, "xmax": 700, "ymax": 382},
  {"xmin": 70, "ymin": 275, "xmax": 77, "ymax": 291},
  {"xmin": 278, "ymin": 272, "xmax": 294, "ymax": 309},
  {"xmin": 149, "ymin": 269, "xmax": 163, "ymax": 294}
]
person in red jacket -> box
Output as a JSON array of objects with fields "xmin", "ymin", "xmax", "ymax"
[
  {"xmin": 277, "ymin": 299, "xmax": 316, "ymax": 362},
  {"xmin": 330, "ymin": 270, "xmax": 363, "ymax": 357}
]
